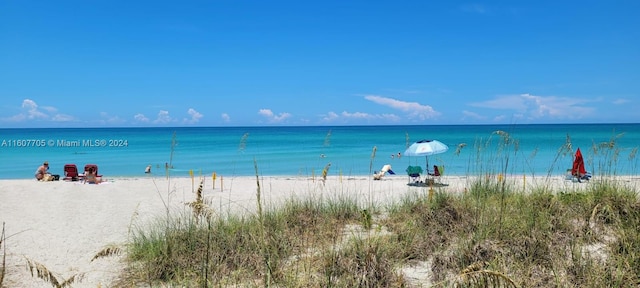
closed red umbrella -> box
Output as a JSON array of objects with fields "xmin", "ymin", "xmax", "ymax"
[{"xmin": 571, "ymin": 148, "xmax": 586, "ymax": 176}]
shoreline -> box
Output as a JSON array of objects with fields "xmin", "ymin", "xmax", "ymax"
[
  {"xmin": 4, "ymin": 169, "xmax": 640, "ymax": 181},
  {"xmin": 1, "ymin": 174, "xmax": 638, "ymax": 287}
]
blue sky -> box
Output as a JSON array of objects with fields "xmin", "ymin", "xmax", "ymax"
[{"xmin": 1, "ymin": 1, "xmax": 638, "ymax": 127}]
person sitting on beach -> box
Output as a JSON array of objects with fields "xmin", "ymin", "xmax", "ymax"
[
  {"xmin": 35, "ymin": 161, "xmax": 49, "ymax": 181},
  {"xmin": 84, "ymin": 167, "xmax": 103, "ymax": 184}
]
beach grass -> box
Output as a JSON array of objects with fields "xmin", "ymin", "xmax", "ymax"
[
  {"xmin": 117, "ymin": 176, "xmax": 640, "ymax": 287},
  {"xmin": 110, "ymin": 130, "xmax": 640, "ymax": 287},
  {"xmin": 1, "ymin": 223, "xmax": 5, "ymax": 287},
  {"xmin": 123, "ymin": 191, "xmax": 368, "ymax": 286}
]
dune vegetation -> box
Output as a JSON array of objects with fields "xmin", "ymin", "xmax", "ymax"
[{"xmin": 111, "ymin": 176, "xmax": 639, "ymax": 287}]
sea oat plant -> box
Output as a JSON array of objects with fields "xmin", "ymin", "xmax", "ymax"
[
  {"xmin": 0, "ymin": 222, "xmax": 5, "ymax": 286},
  {"xmin": 321, "ymin": 163, "xmax": 331, "ymax": 185},
  {"xmin": 24, "ymin": 258, "xmax": 84, "ymax": 288},
  {"xmin": 451, "ymin": 261, "xmax": 517, "ymax": 288}
]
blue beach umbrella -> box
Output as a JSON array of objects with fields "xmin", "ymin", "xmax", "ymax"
[{"xmin": 404, "ymin": 139, "xmax": 449, "ymax": 170}]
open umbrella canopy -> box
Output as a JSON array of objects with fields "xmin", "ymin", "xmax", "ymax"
[
  {"xmin": 404, "ymin": 140, "xmax": 449, "ymax": 157},
  {"xmin": 404, "ymin": 140, "xmax": 449, "ymax": 175}
]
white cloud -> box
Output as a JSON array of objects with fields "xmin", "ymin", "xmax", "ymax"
[
  {"xmin": 322, "ymin": 111, "xmax": 339, "ymax": 121},
  {"xmin": 134, "ymin": 113, "xmax": 150, "ymax": 122},
  {"xmin": 4, "ymin": 114, "xmax": 26, "ymax": 122},
  {"xmin": 22, "ymin": 99, "xmax": 48, "ymax": 119},
  {"xmin": 380, "ymin": 113, "xmax": 401, "ymax": 122},
  {"xmin": 183, "ymin": 108, "xmax": 203, "ymax": 124},
  {"xmin": 364, "ymin": 95, "xmax": 441, "ymax": 120},
  {"xmin": 99, "ymin": 112, "xmax": 125, "ymax": 124},
  {"xmin": 221, "ymin": 113, "xmax": 231, "ymax": 122},
  {"xmin": 461, "ymin": 110, "xmax": 487, "ymax": 121},
  {"xmin": 613, "ymin": 98, "xmax": 629, "ymax": 105},
  {"xmin": 258, "ymin": 109, "xmax": 274, "ymax": 117},
  {"xmin": 51, "ymin": 114, "xmax": 75, "ymax": 122},
  {"xmin": 137, "ymin": 109, "xmax": 202, "ymax": 125},
  {"xmin": 41, "ymin": 106, "xmax": 57, "ymax": 113},
  {"xmin": 154, "ymin": 110, "xmax": 172, "ymax": 124},
  {"xmin": 321, "ymin": 111, "xmax": 400, "ymax": 123},
  {"xmin": 258, "ymin": 109, "xmax": 291, "ymax": 123},
  {"xmin": 340, "ymin": 111, "xmax": 371, "ymax": 119},
  {"xmin": 3, "ymin": 99, "xmax": 75, "ymax": 123},
  {"xmin": 470, "ymin": 94, "xmax": 595, "ymax": 120}
]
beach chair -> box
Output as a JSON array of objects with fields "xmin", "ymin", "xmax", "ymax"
[
  {"xmin": 428, "ymin": 165, "xmax": 444, "ymax": 183},
  {"xmin": 84, "ymin": 164, "xmax": 102, "ymax": 177},
  {"xmin": 373, "ymin": 164, "xmax": 395, "ymax": 180},
  {"xmin": 63, "ymin": 164, "xmax": 81, "ymax": 181},
  {"xmin": 405, "ymin": 166, "xmax": 423, "ymax": 184}
]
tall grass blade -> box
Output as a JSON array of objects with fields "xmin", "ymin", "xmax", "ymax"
[
  {"xmin": 0, "ymin": 222, "xmax": 5, "ymax": 287},
  {"xmin": 323, "ymin": 129, "xmax": 332, "ymax": 147},
  {"xmin": 239, "ymin": 132, "xmax": 249, "ymax": 152},
  {"xmin": 321, "ymin": 163, "xmax": 331, "ymax": 185}
]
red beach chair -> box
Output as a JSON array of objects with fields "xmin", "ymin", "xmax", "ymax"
[{"xmin": 63, "ymin": 164, "xmax": 82, "ymax": 181}]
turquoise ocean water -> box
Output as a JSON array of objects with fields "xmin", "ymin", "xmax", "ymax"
[{"xmin": 1, "ymin": 124, "xmax": 639, "ymax": 180}]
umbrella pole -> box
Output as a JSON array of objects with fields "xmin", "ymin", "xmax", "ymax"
[{"xmin": 425, "ymin": 156, "xmax": 429, "ymax": 183}]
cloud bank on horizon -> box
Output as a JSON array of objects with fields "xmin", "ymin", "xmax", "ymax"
[{"xmin": 1, "ymin": 94, "xmax": 630, "ymax": 127}]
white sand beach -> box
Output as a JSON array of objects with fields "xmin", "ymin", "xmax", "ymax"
[{"xmin": 1, "ymin": 173, "xmax": 637, "ymax": 287}]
